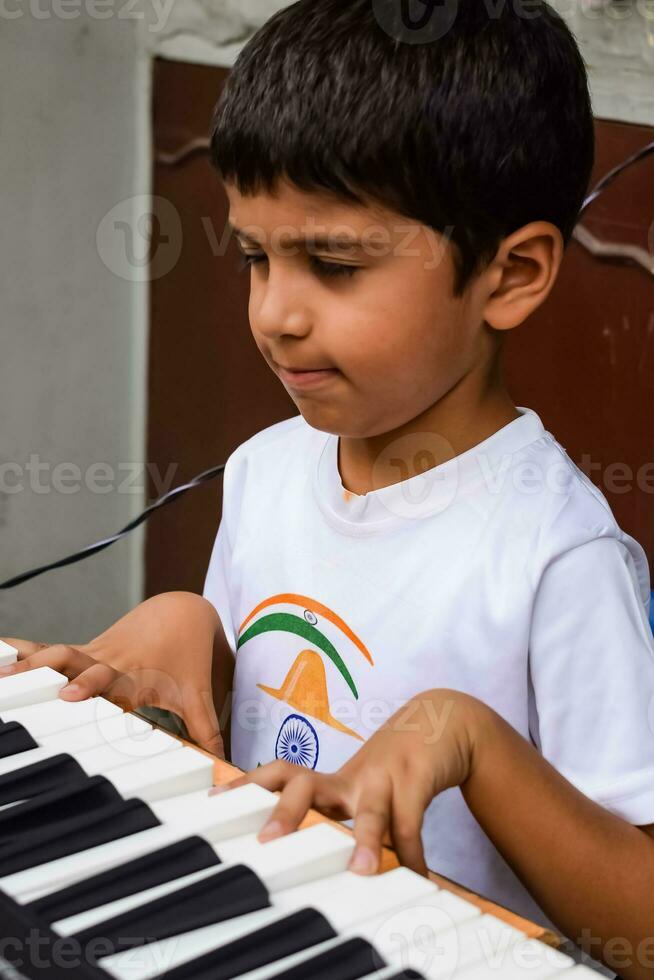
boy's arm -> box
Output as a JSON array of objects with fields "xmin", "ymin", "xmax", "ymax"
[
  {"xmin": 1, "ymin": 591, "xmax": 233, "ymax": 756},
  {"xmin": 223, "ymin": 690, "xmax": 654, "ymax": 980},
  {"xmin": 463, "ymin": 701, "xmax": 654, "ymax": 979}
]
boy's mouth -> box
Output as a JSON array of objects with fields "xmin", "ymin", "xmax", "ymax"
[{"xmin": 275, "ymin": 361, "xmax": 341, "ymax": 390}]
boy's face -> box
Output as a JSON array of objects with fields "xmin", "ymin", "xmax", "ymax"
[{"xmin": 225, "ymin": 179, "xmax": 494, "ymax": 439}]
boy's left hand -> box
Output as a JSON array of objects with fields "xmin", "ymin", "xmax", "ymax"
[{"xmin": 215, "ymin": 689, "xmax": 480, "ymax": 877}]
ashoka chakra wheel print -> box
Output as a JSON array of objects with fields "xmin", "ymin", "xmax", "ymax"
[{"xmin": 275, "ymin": 714, "xmax": 319, "ymax": 770}]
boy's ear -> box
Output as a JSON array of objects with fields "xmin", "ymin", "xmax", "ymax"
[{"xmin": 482, "ymin": 221, "xmax": 564, "ymax": 333}]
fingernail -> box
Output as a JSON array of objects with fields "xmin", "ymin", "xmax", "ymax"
[
  {"xmin": 349, "ymin": 847, "xmax": 378, "ymax": 875},
  {"xmin": 59, "ymin": 684, "xmax": 81, "ymax": 699},
  {"xmin": 0, "ymin": 666, "xmax": 15, "ymax": 674},
  {"xmin": 258, "ymin": 820, "xmax": 284, "ymax": 843}
]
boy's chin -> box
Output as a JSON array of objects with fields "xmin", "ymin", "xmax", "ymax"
[
  {"xmin": 293, "ymin": 403, "xmax": 381, "ymax": 441},
  {"xmin": 292, "ymin": 402, "xmax": 341, "ymax": 434}
]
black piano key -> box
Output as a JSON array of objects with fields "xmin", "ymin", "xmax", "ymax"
[
  {"xmin": 269, "ymin": 938, "xmax": 387, "ymax": 980},
  {"xmin": 0, "ymin": 753, "xmax": 86, "ymax": 806},
  {"xmin": 385, "ymin": 974, "xmax": 427, "ymax": 980},
  {"xmin": 0, "ymin": 799, "xmax": 159, "ymax": 876},
  {"xmin": 0, "ymin": 889, "xmax": 108, "ymax": 980},
  {"xmin": 158, "ymin": 908, "xmax": 338, "ymax": 980},
  {"xmin": 75, "ymin": 863, "xmax": 270, "ymax": 956},
  {"xmin": 0, "ymin": 720, "xmax": 39, "ymax": 758},
  {"xmin": 27, "ymin": 836, "xmax": 221, "ymax": 925},
  {"xmin": 0, "ymin": 775, "xmax": 121, "ymax": 839}
]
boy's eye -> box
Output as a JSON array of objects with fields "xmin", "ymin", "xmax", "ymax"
[{"xmin": 237, "ymin": 250, "xmax": 359, "ymax": 280}]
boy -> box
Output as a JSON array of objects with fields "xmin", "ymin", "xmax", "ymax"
[{"xmin": 4, "ymin": 0, "xmax": 654, "ymax": 975}]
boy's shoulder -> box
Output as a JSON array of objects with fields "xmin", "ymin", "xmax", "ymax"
[
  {"xmin": 514, "ymin": 428, "xmax": 651, "ymax": 604},
  {"xmin": 223, "ymin": 414, "xmax": 322, "ymax": 491},
  {"xmin": 227, "ymin": 413, "xmax": 316, "ymax": 467},
  {"xmin": 521, "ymin": 428, "xmax": 622, "ymax": 535}
]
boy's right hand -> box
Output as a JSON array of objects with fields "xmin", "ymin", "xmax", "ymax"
[{"xmin": 0, "ymin": 592, "xmax": 228, "ymax": 757}]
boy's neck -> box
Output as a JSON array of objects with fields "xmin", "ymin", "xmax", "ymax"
[{"xmin": 337, "ymin": 382, "xmax": 520, "ymax": 498}]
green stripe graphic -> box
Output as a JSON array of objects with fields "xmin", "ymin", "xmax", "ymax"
[{"xmin": 237, "ymin": 612, "xmax": 358, "ymax": 699}]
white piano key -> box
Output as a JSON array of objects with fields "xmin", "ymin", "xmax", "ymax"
[
  {"xmin": 3, "ymin": 824, "xmax": 188, "ymax": 901},
  {"xmin": 207, "ymin": 872, "xmax": 457, "ymax": 980},
  {"xmin": 221, "ymin": 823, "xmax": 355, "ymax": 894},
  {"xmin": 40, "ymin": 713, "xmax": 153, "ymax": 753},
  {"xmin": 110, "ymin": 746, "xmax": 214, "ymax": 801},
  {"xmin": 235, "ymin": 911, "xmax": 523, "ymax": 980},
  {"xmin": 1, "ymin": 696, "xmax": 123, "ymax": 736},
  {"xmin": 59, "ymin": 866, "xmax": 355, "ymax": 949},
  {"xmin": 0, "ymin": 728, "xmax": 182, "ymax": 778},
  {"xmin": 54, "ymin": 785, "xmax": 278, "ymax": 935},
  {"xmin": 101, "ymin": 906, "xmax": 283, "ymax": 980},
  {"xmin": 97, "ymin": 827, "xmax": 355, "ymax": 979},
  {"xmin": 456, "ymin": 937, "xmax": 574, "ymax": 979},
  {"xmin": 329, "ymin": 867, "xmax": 437, "ymax": 933},
  {"xmin": 353, "ymin": 886, "xmax": 481, "ymax": 947},
  {"xmin": 0, "ymin": 641, "xmax": 18, "ymax": 667},
  {"xmin": 100, "ymin": 857, "xmax": 433, "ymax": 980},
  {"xmin": 271, "ymin": 870, "xmax": 357, "ymax": 909},
  {"xmin": 0, "ymin": 667, "xmax": 67, "ymax": 710},
  {"xmin": 59, "ymin": 852, "xmax": 428, "ymax": 953},
  {"xmin": 393, "ymin": 913, "xmax": 523, "ymax": 979},
  {"xmin": 150, "ymin": 782, "xmax": 276, "ymax": 835},
  {"xmin": 3, "ymin": 764, "xmax": 236, "ymax": 902},
  {"xmin": 53, "ymin": 864, "xmax": 224, "ymax": 937},
  {"xmin": 215, "ymin": 825, "xmax": 354, "ymax": 882}
]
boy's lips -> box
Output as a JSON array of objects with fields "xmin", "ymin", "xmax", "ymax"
[{"xmin": 275, "ymin": 361, "xmax": 341, "ymax": 390}]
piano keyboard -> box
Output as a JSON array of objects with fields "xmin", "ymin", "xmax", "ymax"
[{"xmin": 0, "ymin": 649, "xmax": 602, "ymax": 980}]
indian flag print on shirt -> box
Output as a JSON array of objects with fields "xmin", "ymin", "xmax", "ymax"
[{"xmin": 236, "ymin": 593, "xmax": 374, "ymax": 769}]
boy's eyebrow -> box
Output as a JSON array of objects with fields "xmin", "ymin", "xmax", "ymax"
[{"xmin": 227, "ymin": 220, "xmax": 364, "ymax": 251}]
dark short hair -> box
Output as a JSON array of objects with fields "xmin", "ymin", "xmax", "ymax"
[{"xmin": 210, "ymin": 0, "xmax": 595, "ymax": 296}]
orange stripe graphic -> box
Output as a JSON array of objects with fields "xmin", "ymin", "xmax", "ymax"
[{"xmin": 238, "ymin": 593, "xmax": 373, "ymax": 666}]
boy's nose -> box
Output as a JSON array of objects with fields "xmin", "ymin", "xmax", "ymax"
[{"xmin": 252, "ymin": 287, "xmax": 313, "ymax": 342}]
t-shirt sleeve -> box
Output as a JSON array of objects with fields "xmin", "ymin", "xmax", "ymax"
[
  {"xmin": 203, "ymin": 454, "xmax": 238, "ymax": 656},
  {"xmin": 529, "ymin": 532, "xmax": 654, "ymax": 826}
]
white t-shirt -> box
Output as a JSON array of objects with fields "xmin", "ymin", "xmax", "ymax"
[{"xmin": 203, "ymin": 406, "xmax": 654, "ymax": 929}]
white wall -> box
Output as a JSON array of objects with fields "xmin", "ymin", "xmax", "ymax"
[
  {"xmin": 0, "ymin": 7, "xmax": 150, "ymax": 642},
  {"xmin": 1, "ymin": 0, "xmax": 651, "ymax": 645}
]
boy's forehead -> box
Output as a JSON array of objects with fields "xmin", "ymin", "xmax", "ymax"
[{"xmin": 224, "ymin": 178, "xmax": 402, "ymax": 245}]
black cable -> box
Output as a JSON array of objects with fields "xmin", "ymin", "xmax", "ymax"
[
  {"xmin": 1, "ymin": 140, "xmax": 652, "ymax": 591},
  {"xmin": 579, "ymin": 139, "xmax": 654, "ymax": 217},
  {"xmin": 0, "ymin": 462, "xmax": 225, "ymax": 590}
]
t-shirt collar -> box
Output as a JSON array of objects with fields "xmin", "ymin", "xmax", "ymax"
[{"xmin": 312, "ymin": 406, "xmax": 547, "ymax": 533}]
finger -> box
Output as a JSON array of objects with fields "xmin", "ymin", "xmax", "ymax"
[
  {"xmin": 210, "ymin": 759, "xmax": 298, "ymax": 797},
  {"xmin": 0, "ymin": 645, "xmax": 95, "ymax": 678},
  {"xmin": 258, "ymin": 771, "xmax": 325, "ymax": 842},
  {"xmin": 58, "ymin": 662, "xmax": 124, "ymax": 701},
  {"xmin": 210, "ymin": 774, "xmax": 251, "ymax": 794},
  {"xmin": 1, "ymin": 639, "xmax": 48, "ymax": 659},
  {"xmin": 390, "ymin": 787, "xmax": 429, "ymax": 877},
  {"xmin": 349, "ymin": 772, "xmax": 392, "ymax": 875},
  {"xmin": 180, "ymin": 687, "xmax": 225, "ymax": 759}
]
